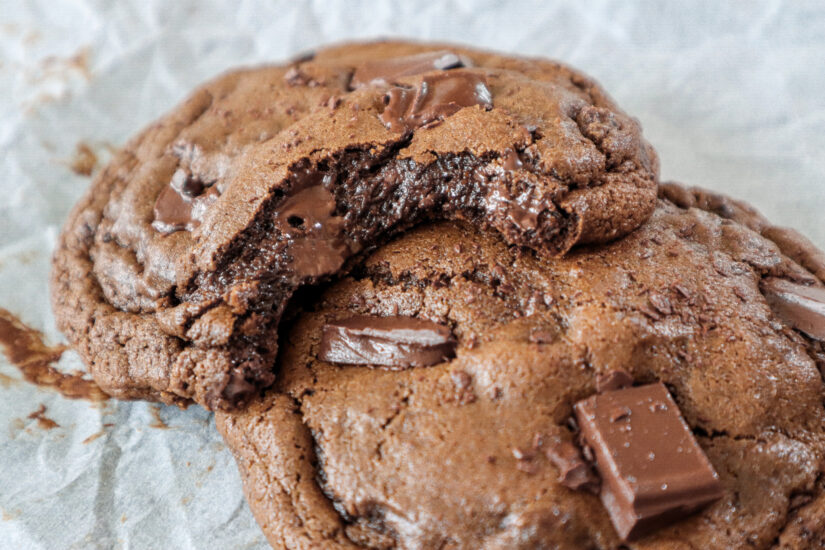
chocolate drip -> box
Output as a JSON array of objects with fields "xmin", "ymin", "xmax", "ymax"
[
  {"xmin": 274, "ymin": 169, "xmax": 349, "ymax": 278},
  {"xmin": 0, "ymin": 308, "xmax": 108, "ymax": 401},
  {"xmin": 319, "ymin": 315, "xmax": 456, "ymax": 369}
]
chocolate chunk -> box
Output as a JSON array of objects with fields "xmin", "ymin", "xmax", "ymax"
[
  {"xmin": 545, "ymin": 435, "xmax": 600, "ymax": 493},
  {"xmin": 380, "ymin": 72, "xmax": 493, "ymax": 133},
  {"xmin": 152, "ymin": 168, "xmax": 219, "ymax": 233},
  {"xmin": 319, "ymin": 315, "xmax": 456, "ymax": 368},
  {"xmin": 351, "ymin": 50, "xmax": 469, "ymax": 88},
  {"xmin": 574, "ymin": 383, "xmax": 723, "ymax": 541},
  {"xmin": 596, "ymin": 369, "xmax": 634, "ymax": 393},
  {"xmin": 761, "ymin": 278, "xmax": 825, "ymax": 340}
]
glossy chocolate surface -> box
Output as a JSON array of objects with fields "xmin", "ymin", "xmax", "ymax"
[{"xmin": 574, "ymin": 383, "xmax": 723, "ymax": 540}]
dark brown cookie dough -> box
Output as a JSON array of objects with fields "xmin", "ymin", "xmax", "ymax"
[
  {"xmin": 51, "ymin": 40, "xmax": 659, "ymax": 410},
  {"xmin": 659, "ymin": 182, "xmax": 825, "ymax": 282},
  {"xmin": 216, "ymin": 193, "xmax": 825, "ymax": 549}
]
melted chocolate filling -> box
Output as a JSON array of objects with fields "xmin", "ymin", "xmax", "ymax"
[{"xmin": 380, "ymin": 72, "xmax": 493, "ymax": 132}]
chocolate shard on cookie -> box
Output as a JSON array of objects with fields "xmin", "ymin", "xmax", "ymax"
[
  {"xmin": 574, "ymin": 383, "xmax": 724, "ymax": 541},
  {"xmin": 761, "ymin": 277, "xmax": 825, "ymax": 340},
  {"xmin": 350, "ymin": 49, "xmax": 469, "ymax": 88},
  {"xmin": 319, "ymin": 315, "xmax": 456, "ymax": 368},
  {"xmin": 545, "ymin": 435, "xmax": 600, "ymax": 493}
]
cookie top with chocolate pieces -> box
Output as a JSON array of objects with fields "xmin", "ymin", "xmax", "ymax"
[
  {"xmin": 51, "ymin": 40, "xmax": 659, "ymax": 410},
  {"xmin": 217, "ymin": 187, "xmax": 825, "ymax": 549}
]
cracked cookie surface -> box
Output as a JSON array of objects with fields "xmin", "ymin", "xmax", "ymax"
[
  {"xmin": 217, "ymin": 191, "xmax": 825, "ymax": 549},
  {"xmin": 51, "ymin": 40, "xmax": 658, "ymax": 410}
]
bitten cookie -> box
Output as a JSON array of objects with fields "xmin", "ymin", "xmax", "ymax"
[
  {"xmin": 217, "ymin": 189, "xmax": 825, "ymax": 549},
  {"xmin": 51, "ymin": 41, "xmax": 659, "ymax": 409}
]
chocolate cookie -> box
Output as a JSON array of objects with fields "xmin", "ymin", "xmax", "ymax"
[
  {"xmin": 51, "ymin": 41, "xmax": 659, "ymax": 410},
  {"xmin": 216, "ymin": 192, "xmax": 825, "ymax": 549}
]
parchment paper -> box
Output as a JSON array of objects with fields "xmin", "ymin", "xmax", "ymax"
[{"xmin": 1, "ymin": 1, "xmax": 823, "ymax": 548}]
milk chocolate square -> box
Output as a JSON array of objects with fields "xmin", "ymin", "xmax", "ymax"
[{"xmin": 574, "ymin": 383, "xmax": 723, "ymax": 540}]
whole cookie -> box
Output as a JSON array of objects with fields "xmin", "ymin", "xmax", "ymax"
[
  {"xmin": 51, "ymin": 41, "xmax": 659, "ymax": 409},
  {"xmin": 217, "ymin": 190, "xmax": 825, "ymax": 549}
]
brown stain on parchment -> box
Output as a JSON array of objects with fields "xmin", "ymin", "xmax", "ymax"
[
  {"xmin": 82, "ymin": 430, "xmax": 105, "ymax": 444},
  {"xmin": 22, "ymin": 46, "xmax": 94, "ymax": 112},
  {"xmin": 69, "ymin": 48, "xmax": 91, "ymax": 78},
  {"xmin": 35, "ymin": 47, "xmax": 92, "ymax": 82},
  {"xmin": 149, "ymin": 405, "xmax": 169, "ymax": 430},
  {"xmin": 2, "ymin": 508, "xmax": 21, "ymax": 521},
  {"xmin": 0, "ymin": 308, "xmax": 108, "ymax": 401},
  {"xmin": 69, "ymin": 142, "xmax": 98, "ymax": 176},
  {"xmin": 27, "ymin": 404, "xmax": 59, "ymax": 430},
  {"xmin": 0, "ymin": 372, "xmax": 17, "ymax": 388},
  {"xmin": 9, "ymin": 418, "xmax": 25, "ymax": 435}
]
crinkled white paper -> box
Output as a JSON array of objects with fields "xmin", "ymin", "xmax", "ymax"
[{"xmin": 1, "ymin": 1, "xmax": 823, "ymax": 548}]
